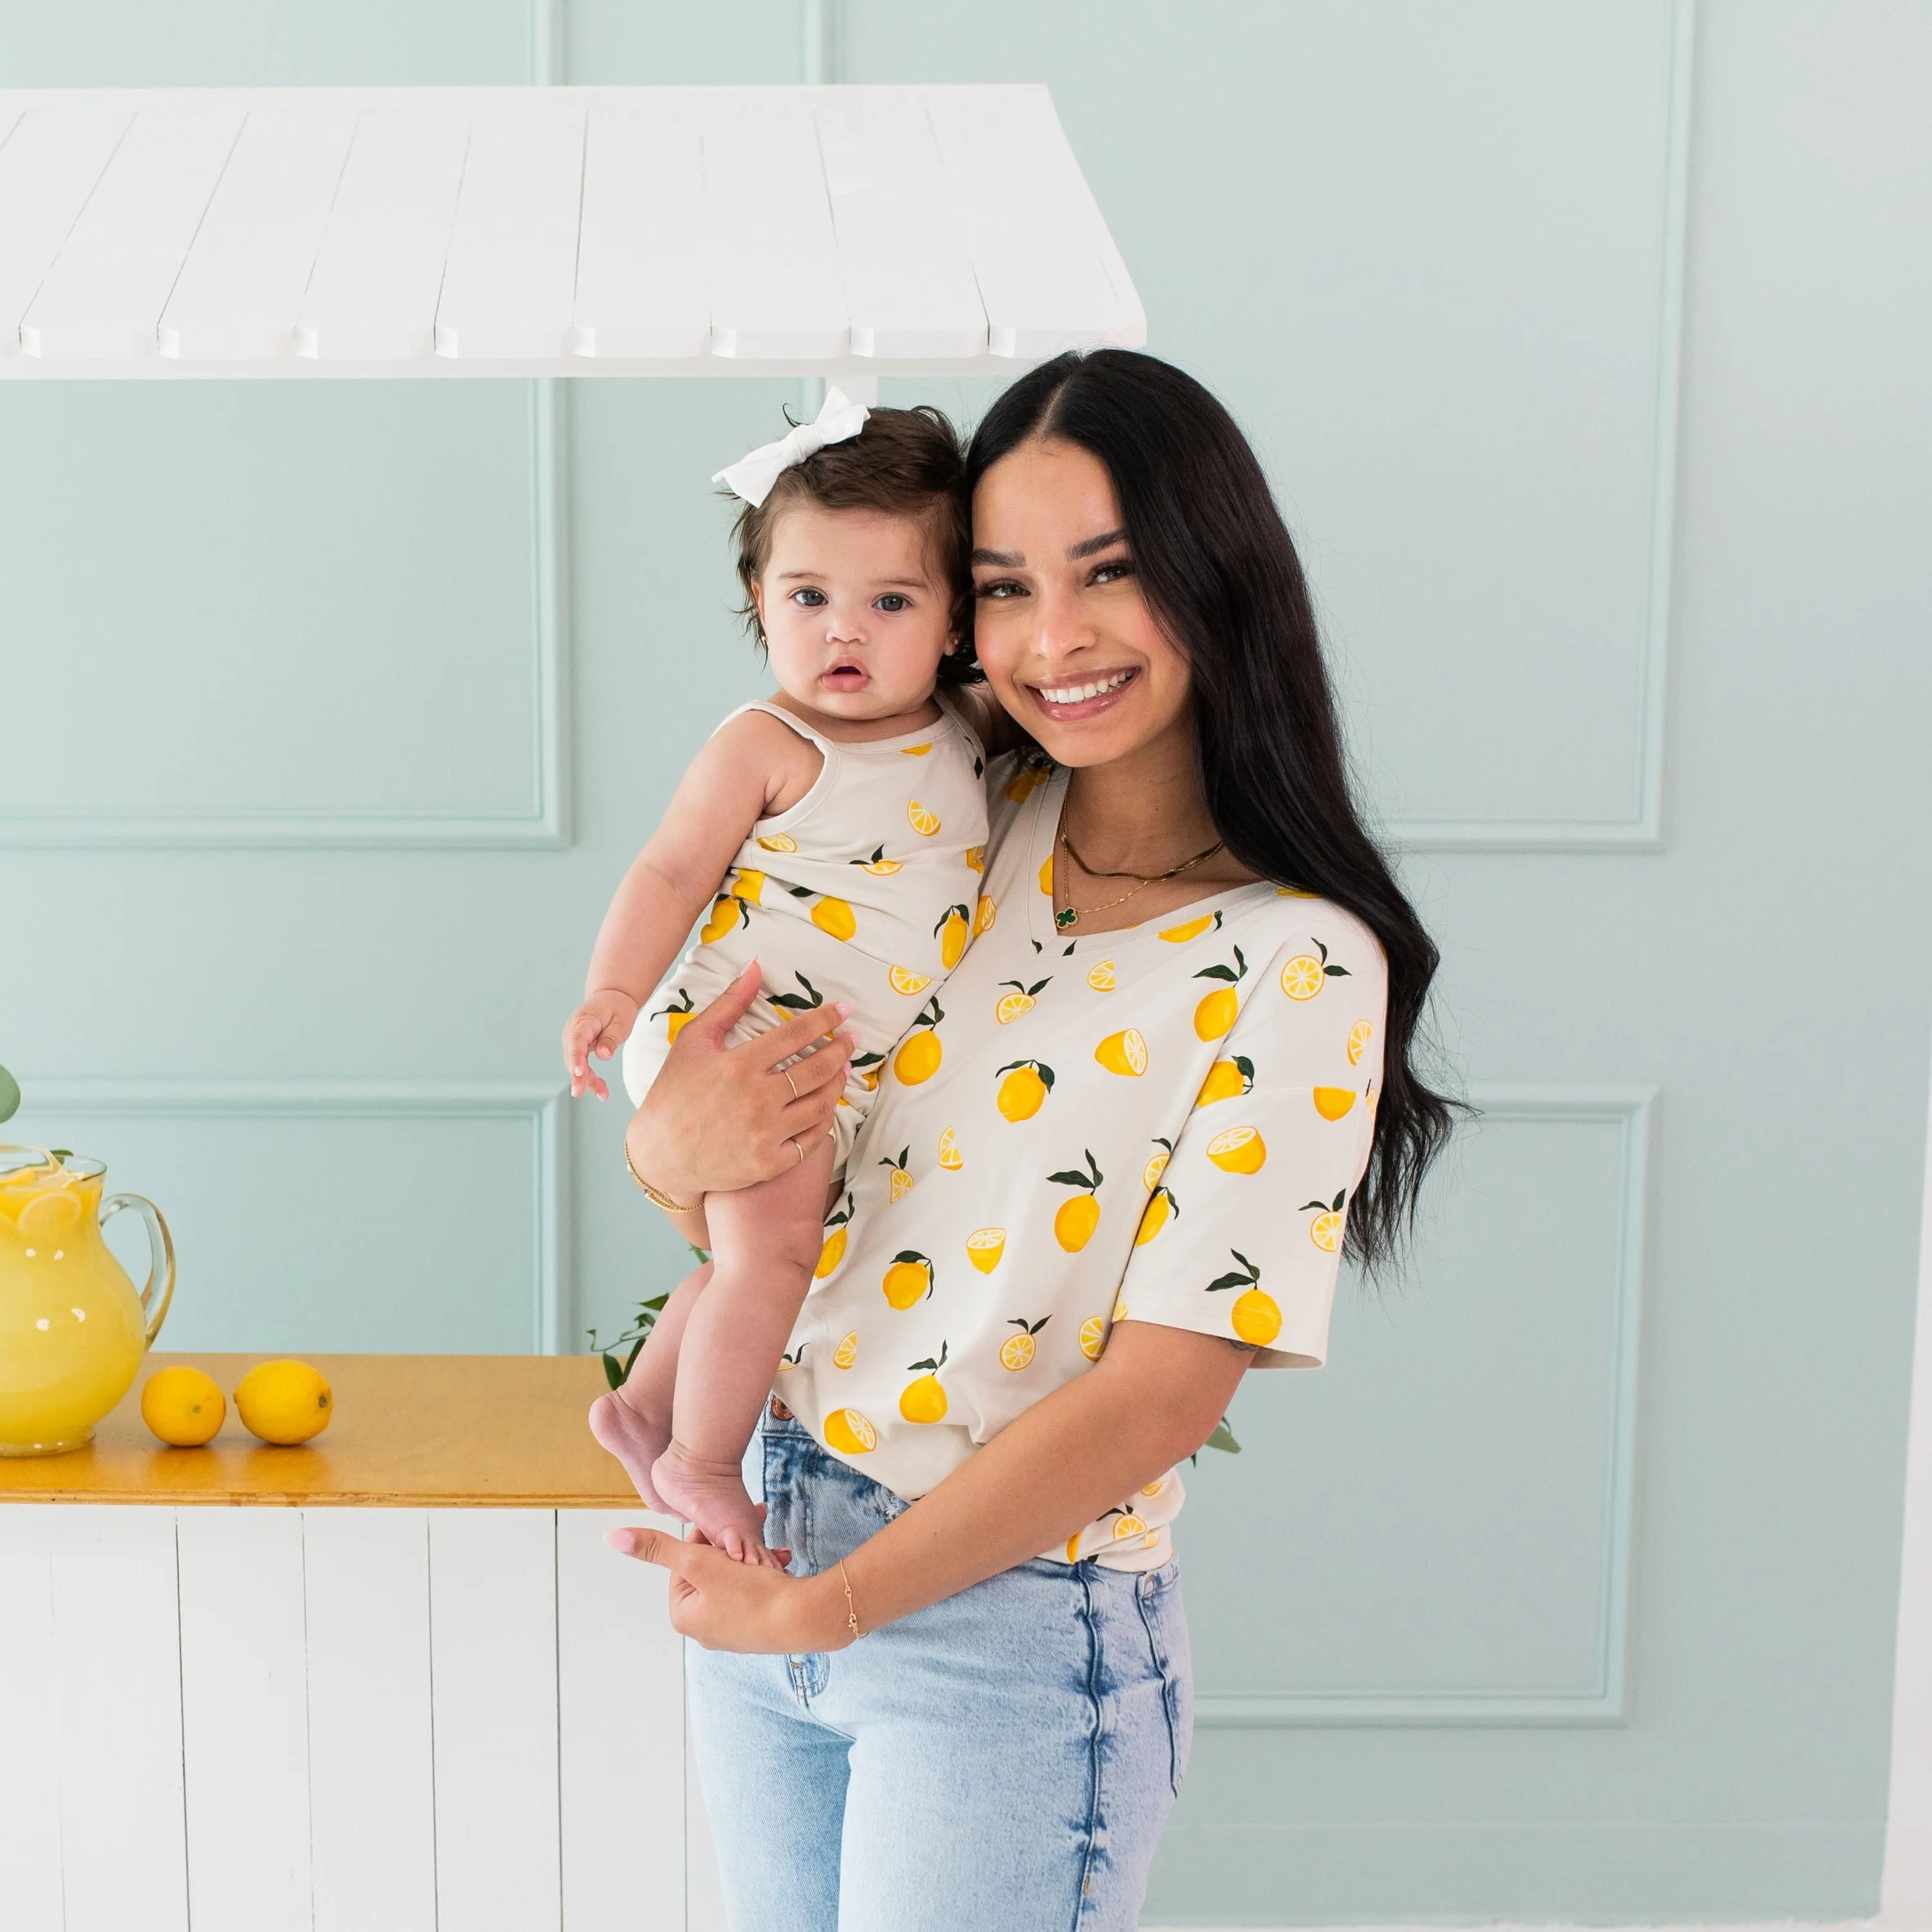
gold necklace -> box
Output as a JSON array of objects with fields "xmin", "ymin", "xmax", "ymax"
[{"xmin": 1054, "ymin": 806, "xmax": 1225, "ymax": 931}]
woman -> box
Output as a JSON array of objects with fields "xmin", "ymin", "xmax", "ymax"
[{"xmin": 612, "ymin": 350, "xmax": 1454, "ymax": 1931}]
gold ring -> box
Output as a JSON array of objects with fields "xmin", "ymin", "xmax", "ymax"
[
  {"xmin": 784, "ymin": 1069, "xmax": 800, "ymax": 1101},
  {"xmin": 791, "ymin": 1135, "xmax": 806, "ymax": 1166}
]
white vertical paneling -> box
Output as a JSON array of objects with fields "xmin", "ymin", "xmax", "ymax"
[
  {"xmin": 0, "ymin": 1506, "xmax": 64, "ymax": 1929},
  {"xmin": 571, "ymin": 97, "xmax": 710, "ymax": 360},
  {"xmin": 297, "ymin": 104, "xmax": 471, "ymax": 361},
  {"xmin": 19, "ymin": 108, "xmax": 242, "ymax": 363},
  {"xmin": 818, "ymin": 93, "xmax": 985, "ymax": 361},
  {"xmin": 0, "ymin": 107, "xmax": 132, "ymax": 356},
  {"xmin": 431, "ymin": 1508, "xmax": 562, "ymax": 1931},
  {"xmin": 305, "ymin": 1509, "xmax": 437, "ymax": 1932},
  {"xmin": 435, "ymin": 97, "xmax": 585, "ymax": 361},
  {"xmin": 558, "ymin": 1509, "xmax": 686, "ymax": 1932},
  {"xmin": 705, "ymin": 95, "xmax": 848, "ymax": 360},
  {"xmin": 51, "ymin": 1506, "xmax": 189, "ymax": 1932},
  {"xmin": 925, "ymin": 88, "xmax": 1142, "ymax": 359},
  {"xmin": 159, "ymin": 102, "xmax": 358, "ymax": 362},
  {"xmin": 176, "ymin": 1508, "xmax": 313, "ymax": 1932}
]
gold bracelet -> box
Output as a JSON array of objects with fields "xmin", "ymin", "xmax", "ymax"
[
  {"xmin": 838, "ymin": 1557, "xmax": 862, "ymax": 1642},
  {"xmin": 623, "ymin": 1137, "xmax": 697, "ymax": 1215}
]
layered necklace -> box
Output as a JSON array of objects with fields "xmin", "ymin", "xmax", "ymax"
[{"xmin": 1053, "ymin": 793, "xmax": 1224, "ymax": 931}]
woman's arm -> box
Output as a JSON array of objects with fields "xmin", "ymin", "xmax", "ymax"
[{"xmin": 609, "ymin": 1321, "xmax": 1252, "ymax": 1651}]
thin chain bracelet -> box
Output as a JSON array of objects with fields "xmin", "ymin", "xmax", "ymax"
[
  {"xmin": 623, "ymin": 1137, "xmax": 696, "ymax": 1215},
  {"xmin": 838, "ymin": 1557, "xmax": 862, "ymax": 1641}
]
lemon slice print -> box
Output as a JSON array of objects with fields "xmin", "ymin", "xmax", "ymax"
[
  {"xmin": 907, "ymin": 799, "xmax": 942, "ymax": 837},
  {"xmin": 1302, "ymin": 1189, "xmax": 1347, "ymax": 1252},
  {"xmin": 965, "ymin": 1227, "xmax": 1007, "ymax": 1273},
  {"xmin": 1347, "ymin": 1019, "xmax": 1374, "ymax": 1066},
  {"xmin": 889, "ymin": 965, "xmax": 931, "ymax": 996},
  {"xmin": 878, "ymin": 1146, "xmax": 914, "ymax": 1202},
  {"xmin": 1007, "ymin": 763, "xmax": 1048, "ymax": 803},
  {"xmin": 1206, "ymin": 1125, "xmax": 1267, "ymax": 1174},
  {"xmin": 1141, "ymin": 1138, "xmax": 1172, "ymax": 1191},
  {"xmin": 965, "ymin": 845, "xmax": 985, "ymax": 873},
  {"xmin": 1078, "ymin": 1314, "xmax": 1108, "ymax": 1361},
  {"xmin": 833, "ymin": 1331, "xmax": 858, "ymax": 1370},
  {"xmin": 757, "ymin": 832, "xmax": 799, "ymax": 853},
  {"xmin": 1112, "ymin": 1513, "xmax": 1146, "ymax": 1540},
  {"xmin": 1280, "ymin": 954, "xmax": 1323, "ymax": 999},
  {"xmin": 1085, "ymin": 959, "xmax": 1116, "ymax": 992},
  {"xmin": 1000, "ymin": 1317, "xmax": 1048, "ymax": 1370},
  {"xmin": 824, "ymin": 1408, "xmax": 877, "ymax": 1454},
  {"xmin": 1312, "ymin": 1086, "xmax": 1357, "ymax": 1121},
  {"xmin": 973, "ymin": 895, "xmax": 998, "ymax": 936},
  {"xmin": 1094, "ymin": 1028, "xmax": 1149, "ymax": 1077},
  {"xmin": 937, "ymin": 1126, "xmax": 963, "ymax": 1171}
]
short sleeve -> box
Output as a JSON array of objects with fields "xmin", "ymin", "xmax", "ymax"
[{"xmin": 1115, "ymin": 912, "xmax": 1388, "ymax": 1368}]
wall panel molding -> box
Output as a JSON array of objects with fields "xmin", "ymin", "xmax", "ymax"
[
  {"xmin": 14, "ymin": 1078, "xmax": 570, "ymax": 1352},
  {"xmin": 0, "ymin": 379, "xmax": 569, "ymax": 850},
  {"xmin": 1197, "ymin": 1084, "xmax": 1654, "ymax": 1728},
  {"xmin": 1387, "ymin": 0, "xmax": 1692, "ymax": 854}
]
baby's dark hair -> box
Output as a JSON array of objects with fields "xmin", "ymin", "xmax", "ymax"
[{"xmin": 729, "ymin": 404, "xmax": 976, "ymax": 685}]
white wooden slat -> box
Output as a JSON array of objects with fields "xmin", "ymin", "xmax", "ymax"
[
  {"xmin": 21, "ymin": 107, "xmax": 242, "ymax": 362},
  {"xmin": 818, "ymin": 94, "xmax": 986, "ymax": 361},
  {"xmin": 176, "ymin": 1508, "xmax": 313, "ymax": 1932},
  {"xmin": 0, "ymin": 106, "xmax": 131, "ymax": 356},
  {"xmin": 159, "ymin": 102, "xmax": 357, "ymax": 361},
  {"xmin": 705, "ymin": 95, "xmax": 848, "ymax": 361},
  {"xmin": 305, "ymin": 1510, "xmax": 437, "ymax": 1932},
  {"xmin": 430, "ymin": 1508, "xmax": 562, "ymax": 1931},
  {"xmin": 558, "ymin": 1509, "xmax": 687, "ymax": 1932},
  {"xmin": 925, "ymin": 89, "xmax": 1145, "ymax": 359},
  {"xmin": 297, "ymin": 104, "xmax": 470, "ymax": 361},
  {"xmin": 52, "ymin": 1506, "xmax": 189, "ymax": 1932},
  {"xmin": 571, "ymin": 97, "xmax": 710, "ymax": 360},
  {"xmin": 436, "ymin": 98, "xmax": 585, "ymax": 361},
  {"xmin": 0, "ymin": 1507, "xmax": 65, "ymax": 1930}
]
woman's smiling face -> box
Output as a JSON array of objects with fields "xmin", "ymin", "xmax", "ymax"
[{"xmin": 970, "ymin": 438, "xmax": 1193, "ymax": 768}]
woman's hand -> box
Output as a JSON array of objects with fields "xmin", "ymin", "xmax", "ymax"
[
  {"xmin": 607, "ymin": 1522, "xmax": 851, "ymax": 1654},
  {"xmin": 624, "ymin": 961, "xmax": 855, "ymax": 1203}
]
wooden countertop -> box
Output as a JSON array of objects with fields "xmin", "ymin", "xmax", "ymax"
[{"xmin": 0, "ymin": 1354, "xmax": 644, "ymax": 1508}]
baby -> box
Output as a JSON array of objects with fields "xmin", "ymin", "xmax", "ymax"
[{"xmin": 564, "ymin": 392, "xmax": 989, "ymax": 1563}]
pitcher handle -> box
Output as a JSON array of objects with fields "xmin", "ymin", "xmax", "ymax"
[{"xmin": 101, "ymin": 1193, "xmax": 176, "ymax": 1345}]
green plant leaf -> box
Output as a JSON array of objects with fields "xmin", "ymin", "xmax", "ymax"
[
  {"xmin": 1204, "ymin": 1417, "xmax": 1242, "ymax": 1454},
  {"xmin": 601, "ymin": 1352, "xmax": 625, "ymax": 1391}
]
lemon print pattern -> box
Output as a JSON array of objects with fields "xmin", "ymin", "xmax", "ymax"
[
  {"xmin": 620, "ymin": 696, "xmax": 989, "ymax": 1180},
  {"xmin": 773, "ymin": 755, "xmax": 1384, "ymax": 1575}
]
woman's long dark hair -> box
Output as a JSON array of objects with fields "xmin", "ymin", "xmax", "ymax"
[{"xmin": 966, "ymin": 349, "xmax": 1459, "ymax": 1273}]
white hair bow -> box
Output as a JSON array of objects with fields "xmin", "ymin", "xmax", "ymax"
[{"xmin": 712, "ymin": 386, "xmax": 871, "ymax": 507}]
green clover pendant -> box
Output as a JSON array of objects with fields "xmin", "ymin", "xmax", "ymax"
[{"xmin": 1055, "ymin": 906, "xmax": 1078, "ymax": 931}]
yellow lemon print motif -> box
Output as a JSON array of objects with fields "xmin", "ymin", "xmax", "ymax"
[
  {"xmin": 996, "ymin": 1059, "xmax": 1055, "ymax": 1121},
  {"xmin": 824, "ymin": 1408, "xmax": 877, "ymax": 1454},
  {"xmin": 899, "ymin": 1342, "xmax": 948, "ymax": 1423},
  {"xmin": 1048, "ymin": 1150, "xmax": 1104, "ymax": 1253},
  {"xmin": 651, "ymin": 989, "xmax": 696, "ymax": 1043},
  {"xmin": 1085, "ymin": 959, "xmax": 1116, "ymax": 992},
  {"xmin": 1065, "ymin": 1532, "xmax": 1084, "ymax": 1562},
  {"xmin": 878, "ymin": 1146, "xmax": 914, "ymax": 1203},
  {"xmin": 1078, "ymin": 1314, "xmax": 1108, "ymax": 1361},
  {"xmin": 833, "ymin": 1331, "xmax": 858, "ymax": 1370},
  {"xmin": 907, "ymin": 799, "xmax": 942, "ymax": 837},
  {"xmin": 883, "ymin": 1249, "xmax": 935, "ymax": 1309},
  {"xmin": 996, "ymin": 976, "xmax": 1049, "ymax": 1024},
  {"xmin": 935, "ymin": 904, "xmax": 971, "ymax": 969},
  {"xmin": 1206, "ymin": 1125, "xmax": 1267, "ymax": 1175},
  {"xmin": 893, "ymin": 995, "xmax": 945, "ymax": 1085},
  {"xmin": 811, "ymin": 895, "xmax": 857, "ymax": 942},
  {"xmin": 1141, "ymin": 1137, "xmax": 1173, "ymax": 1191},
  {"xmin": 777, "ymin": 1343, "xmax": 805, "ymax": 1372},
  {"xmin": 964, "ymin": 844, "xmax": 985, "ymax": 874},
  {"xmin": 937, "ymin": 1126, "xmax": 963, "ymax": 1171},
  {"xmin": 1111, "ymin": 1513, "xmax": 1146, "ymax": 1540},
  {"xmin": 1001, "ymin": 1316, "xmax": 1049, "ymax": 1370},
  {"xmin": 757, "ymin": 832, "xmax": 798, "ymax": 854},
  {"xmin": 855, "ymin": 844, "xmax": 903, "ymax": 876},
  {"xmin": 966, "ymin": 1227, "xmax": 1007, "ymax": 1274},
  {"xmin": 1135, "ymin": 1184, "xmax": 1177, "ymax": 1245},
  {"xmin": 1191, "ymin": 943, "xmax": 1248, "ymax": 1041},
  {"xmin": 1312, "ymin": 1086, "xmax": 1358, "ymax": 1121},
  {"xmin": 1208, "ymin": 1249, "xmax": 1282, "ymax": 1347},
  {"xmin": 1140, "ymin": 1478, "xmax": 1165, "ymax": 1498},
  {"xmin": 889, "ymin": 965, "xmax": 932, "ymax": 996},
  {"xmin": 1197, "ymin": 1056, "xmax": 1255, "ymax": 1106},
  {"xmin": 1094, "ymin": 1028, "xmax": 1148, "ymax": 1077},
  {"xmin": 852, "ymin": 1050, "xmax": 884, "ymax": 1093},
  {"xmin": 974, "ymin": 895, "xmax": 998, "ymax": 937},
  {"xmin": 1007, "ymin": 762, "xmax": 1049, "ymax": 803},
  {"xmin": 1302, "ymin": 1188, "xmax": 1347, "ymax": 1253},
  {"xmin": 815, "ymin": 1193, "xmax": 854, "ymax": 1280},
  {"xmin": 1038, "ymin": 856, "xmax": 1054, "ymax": 896},
  {"xmin": 1348, "ymin": 1019, "xmax": 1374, "ymax": 1066},
  {"xmin": 1112, "ymin": 1291, "xmax": 1128, "ymax": 1324},
  {"xmin": 901, "ymin": 742, "xmax": 933, "ymax": 757},
  {"xmin": 1159, "ymin": 911, "xmax": 1224, "ymax": 944},
  {"xmin": 730, "ymin": 868, "xmax": 765, "ymax": 906},
  {"xmin": 700, "ymin": 894, "xmax": 746, "ymax": 944},
  {"xmin": 1276, "ymin": 883, "xmax": 1317, "ymax": 898},
  {"xmin": 1280, "ymin": 936, "xmax": 1352, "ymax": 1001}
]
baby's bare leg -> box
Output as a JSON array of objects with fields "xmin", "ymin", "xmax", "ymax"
[
  {"xmin": 587, "ymin": 1258, "xmax": 710, "ymax": 1510},
  {"xmin": 652, "ymin": 1133, "xmax": 837, "ymax": 1565}
]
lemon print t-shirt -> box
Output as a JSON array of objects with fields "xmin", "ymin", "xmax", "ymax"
[
  {"xmin": 623, "ymin": 697, "xmax": 989, "ymax": 1173},
  {"xmin": 782, "ymin": 756, "xmax": 1388, "ymax": 1571}
]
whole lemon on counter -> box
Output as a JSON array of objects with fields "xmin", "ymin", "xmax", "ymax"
[
  {"xmin": 234, "ymin": 1360, "xmax": 333, "ymax": 1445},
  {"xmin": 140, "ymin": 1366, "xmax": 226, "ymax": 1446}
]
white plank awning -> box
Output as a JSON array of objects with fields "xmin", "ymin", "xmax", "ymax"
[{"xmin": 0, "ymin": 85, "xmax": 1144, "ymax": 378}]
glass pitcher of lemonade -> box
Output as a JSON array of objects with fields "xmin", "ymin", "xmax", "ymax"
[{"xmin": 0, "ymin": 1146, "xmax": 175, "ymax": 1455}]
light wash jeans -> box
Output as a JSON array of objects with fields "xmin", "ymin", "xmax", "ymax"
[{"xmin": 687, "ymin": 1406, "xmax": 1194, "ymax": 1932}]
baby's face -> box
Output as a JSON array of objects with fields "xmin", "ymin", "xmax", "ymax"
[{"xmin": 753, "ymin": 505, "xmax": 954, "ymax": 721}]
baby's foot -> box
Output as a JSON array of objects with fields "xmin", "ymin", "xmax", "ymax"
[
  {"xmin": 588, "ymin": 1389, "xmax": 671, "ymax": 1510},
  {"xmin": 651, "ymin": 1442, "xmax": 786, "ymax": 1567}
]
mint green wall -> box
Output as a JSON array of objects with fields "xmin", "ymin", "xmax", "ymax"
[{"xmin": 4, "ymin": 3, "xmax": 1931, "ymax": 1924}]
